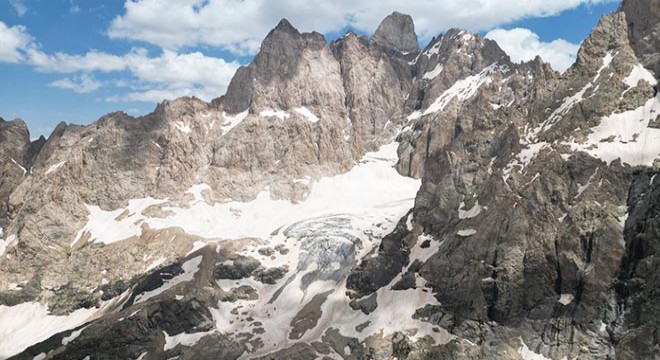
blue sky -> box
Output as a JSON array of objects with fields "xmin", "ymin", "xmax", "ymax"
[{"xmin": 0, "ymin": 0, "xmax": 620, "ymax": 138}]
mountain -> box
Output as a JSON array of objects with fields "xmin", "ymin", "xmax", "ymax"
[{"xmin": 0, "ymin": 1, "xmax": 659, "ymax": 359}]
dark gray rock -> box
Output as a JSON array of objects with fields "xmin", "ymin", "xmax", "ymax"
[
  {"xmin": 372, "ymin": 12, "xmax": 419, "ymax": 53},
  {"xmin": 346, "ymin": 214, "xmax": 412, "ymax": 298},
  {"xmin": 253, "ymin": 266, "xmax": 288, "ymax": 285},
  {"xmin": 621, "ymin": 0, "xmax": 660, "ymax": 77},
  {"xmin": 649, "ymin": 114, "xmax": 660, "ymax": 128},
  {"xmin": 214, "ymin": 256, "xmax": 261, "ymax": 280},
  {"xmin": 391, "ymin": 272, "xmax": 416, "ymax": 291},
  {"xmin": 348, "ymin": 292, "xmax": 378, "ymax": 315},
  {"xmin": 14, "ymin": 298, "xmax": 215, "ymax": 360},
  {"xmin": 615, "ymin": 169, "xmax": 660, "ymax": 358}
]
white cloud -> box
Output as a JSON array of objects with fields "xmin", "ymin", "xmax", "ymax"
[
  {"xmin": 108, "ymin": 87, "xmax": 212, "ymax": 103},
  {"xmin": 1, "ymin": 20, "xmax": 239, "ymax": 102},
  {"xmin": 485, "ymin": 28, "xmax": 580, "ymax": 72},
  {"xmin": 28, "ymin": 46, "xmax": 239, "ymax": 101},
  {"xmin": 27, "ymin": 49, "xmax": 127, "ymax": 73},
  {"xmin": 9, "ymin": 0, "xmax": 27, "ymax": 17},
  {"xmin": 49, "ymin": 73, "xmax": 103, "ymax": 93},
  {"xmin": 123, "ymin": 49, "xmax": 237, "ymax": 93},
  {"xmin": 105, "ymin": 49, "xmax": 240, "ymax": 102},
  {"xmin": 108, "ymin": 0, "xmax": 614, "ymax": 55},
  {"xmin": 0, "ymin": 21, "xmax": 32, "ymax": 63}
]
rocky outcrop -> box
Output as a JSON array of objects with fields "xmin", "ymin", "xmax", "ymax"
[
  {"xmin": 621, "ymin": 0, "xmax": 660, "ymax": 78},
  {"xmin": 396, "ymin": 29, "xmax": 518, "ymax": 177},
  {"xmin": 615, "ymin": 169, "xmax": 660, "ymax": 358},
  {"xmin": 390, "ymin": 8, "xmax": 658, "ymax": 359},
  {"xmin": 0, "ymin": 118, "xmax": 34, "ymax": 230},
  {"xmin": 371, "ymin": 11, "xmax": 419, "ymax": 54}
]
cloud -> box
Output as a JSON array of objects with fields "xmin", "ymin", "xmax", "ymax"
[
  {"xmin": 49, "ymin": 73, "xmax": 103, "ymax": 93},
  {"xmin": 9, "ymin": 0, "xmax": 27, "ymax": 17},
  {"xmin": 27, "ymin": 49, "xmax": 127, "ymax": 73},
  {"xmin": 1, "ymin": 20, "xmax": 239, "ymax": 102},
  {"xmin": 106, "ymin": 49, "xmax": 240, "ymax": 102},
  {"xmin": 485, "ymin": 28, "xmax": 580, "ymax": 72},
  {"xmin": 27, "ymin": 46, "xmax": 239, "ymax": 101},
  {"xmin": 108, "ymin": 0, "xmax": 614, "ymax": 54},
  {"xmin": 107, "ymin": 87, "xmax": 213, "ymax": 103},
  {"xmin": 123, "ymin": 49, "xmax": 237, "ymax": 93},
  {"xmin": 0, "ymin": 22, "xmax": 32, "ymax": 63}
]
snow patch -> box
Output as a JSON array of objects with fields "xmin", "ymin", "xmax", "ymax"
[
  {"xmin": 424, "ymin": 41, "xmax": 442, "ymax": 56},
  {"xmin": 186, "ymin": 240, "xmax": 208, "ymax": 256},
  {"xmin": 624, "ymin": 64, "xmax": 657, "ymax": 88},
  {"xmin": 71, "ymin": 198, "xmax": 167, "ymax": 246},
  {"xmin": 503, "ymin": 142, "xmax": 549, "ymax": 180},
  {"xmin": 409, "ymin": 234, "xmax": 442, "ymax": 265},
  {"xmin": 566, "ymin": 95, "xmax": 660, "ymax": 166},
  {"xmin": 174, "ymin": 121, "xmax": 191, "ymax": 134},
  {"xmin": 145, "ymin": 256, "xmax": 167, "ymax": 272},
  {"xmin": 187, "ymin": 183, "xmax": 210, "ymax": 203},
  {"xmin": 518, "ymin": 338, "xmax": 552, "ymax": 360},
  {"xmin": 62, "ymin": 325, "xmax": 88, "ymax": 345},
  {"xmin": 10, "ymin": 158, "xmax": 26, "ymax": 175},
  {"xmin": 0, "ymin": 294, "xmax": 128, "ymax": 359},
  {"xmin": 163, "ymin": 329, "xmax": 212, "ymax": 351},
  {"xmin": 406, "ymin": 212, "xmax": 414, "ymax": 231},
  {"xmin": 541, "ymin": 51, "xmax": 615, "ymax": 132},
  {"xmin": 408, "ymin": 64, "xmax": 499, "ymax": 121},
  {"xmin": 422, "ymin": 64, "xmax": 444, "ymax": 80},
  {"xmin": 260, "ymin": 109, "xmax": 290, "ymax": 120},
  {"xmin": 458, "ymin": 201, "xmax": 482, "ymax": 219},
  {"xmin": 618, "ymin": 205, "xmax": 629, "ymax": 230},
  {"xmin": 134, "ymin": 256, "xmax": 202, "ymax": 304},
  {"xmin": 45, "ymin": 161, "xmax": 66, "ymax": 175},
  {"xmin": 558, "ymin": 293, "xmax": 574, "ymax": 305},
  {"xmin": 294, "ymin": 107, "xmax": 319, "ymax": 123},
  {"xmin": 457, "ymin": 229, "xmax": 477, "ymax": 237},
  {"xmin": 0, "ymin": 235, "xmax": 17, "ymax": 257},
  {"xmin": 221, "ymin": 110, "xmax": 249, "ymax": 135}
]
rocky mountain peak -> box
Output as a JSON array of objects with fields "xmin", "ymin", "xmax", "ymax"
[
  {"xmin": 271, "ymin": 18, "xmax": 299, "ymax": 35},
  {"xmin": 405, "ymin": 28, "xmax": 510, "ymax": 120},
  {"xmin": 620, "ymin": 0, "xmax": 660, "ymax": 77},
  {"xmin": 221, "ymin": 18, "xmax": 330, "ymax": 112},
  {"xmin": 372, "ymin": 11, "xmax": 419, "ymax": 53}
]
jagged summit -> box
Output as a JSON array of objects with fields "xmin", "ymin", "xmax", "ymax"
[
  {"xmin": 372, "ymin": 11, "xmax": 419, "ymax": 53},
  {"xmin": 272, "ymin": 18, "xmax": 299, "ymax": 35}
]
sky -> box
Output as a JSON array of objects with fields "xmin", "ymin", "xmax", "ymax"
[{"xmin": 0, "ymin": 0, "xmax": 620, "ymax": 138}]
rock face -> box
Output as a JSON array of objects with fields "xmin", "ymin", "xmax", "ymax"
[
  {"xmin": 620, "ymin": 0, "xmax": 660, "ymax": 77},
  {"xmin": 0, "ymin": 118, "xmax": 40, "ymax": 233},
  {"xmin": 371, "ymin": 11, "xmax": 420, "ymax": 54},
  {"xmin": 615, "ymin": 169, "xmax": 660, "ymax": 358},
  {"xmin": 1, "ymin": 2, "xmax": 660, "ymax": 359}
]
